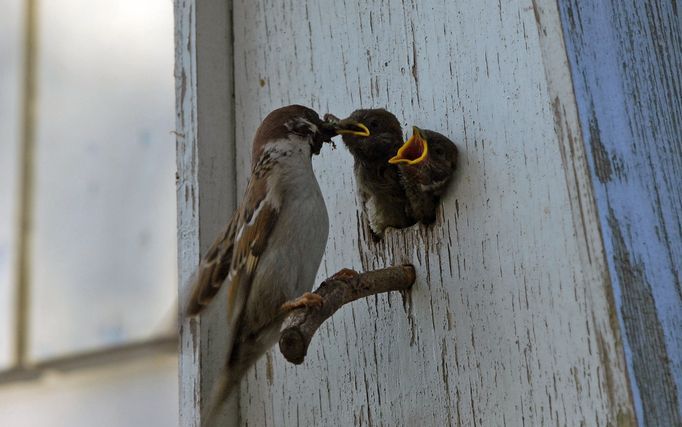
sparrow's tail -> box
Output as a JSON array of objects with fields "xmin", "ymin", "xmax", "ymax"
[
  {"xmin": 201, "ymin": 326, "xmax": 277, "ymax": 425},
  {"xmin": 201, "ymin": 368, "xmax": 242, "ymax": 427}
]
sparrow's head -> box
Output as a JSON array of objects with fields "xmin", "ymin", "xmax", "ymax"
[
  {"xmin": 252, "ymin": 105, "xmax": 343, "ymax": 161},
  {"xmin": 325, "ymin": 109, "xmax": 403, "ymax": 163},
  {"xmin": 389, "ymin": 127, "xmax": 457, "ymax": 169}
]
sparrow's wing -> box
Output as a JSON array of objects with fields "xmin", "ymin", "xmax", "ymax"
[
  {"xmin": 195, "ymin": 172, "xmax": 281, "ymax": 421},
  {"xmin": 185, "ymin": 212, "xmax": 239, "ymax": 316},
  {"xmin": 224, "ymin": 172, "xmax": 280, "ymax": 339}
]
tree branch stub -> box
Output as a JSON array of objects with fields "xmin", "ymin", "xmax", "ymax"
[{"xmin": 279, "ymin": 264, "xmax": 416, "ymax": 364}]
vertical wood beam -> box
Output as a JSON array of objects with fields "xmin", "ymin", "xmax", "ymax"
[
  {"xmin": 557, "ymin": 0, "xmax": 682, "ymax": 424},
  {"xmin": 174, "ymin": 0, "xmax": 235, "ymax": 425}
]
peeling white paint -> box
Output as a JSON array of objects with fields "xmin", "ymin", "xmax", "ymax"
[
  {"xmin": 175, "ymin": 0, "xmax": 236, "ymax": 425},
  {"xmin": 177, "ymin": 0, "xmax": 637, "ymax": 425},
  {"xmin": 230, "ymin": 0, "xmax": 634, "ymax": 425}
]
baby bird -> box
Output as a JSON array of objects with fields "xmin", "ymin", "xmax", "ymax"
[
  {"xmin": 389, "ymin": 126, "xmax": 458, "ymax": 224},
  {"xmin": 325, "ymin": 109, "xmax": 416, "ymax": 238},
  {"xmin": 185, "ymin": 105, "xmax": 361, "ymax": 423}
]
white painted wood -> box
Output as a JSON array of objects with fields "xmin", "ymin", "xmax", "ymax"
[
  {"xmin": 226, "ymin": 0, "xmax": 636, "ymax": 425},
  {"xmin": 174, "ymin": 0, "xmax": 236, "ymax": 425}
]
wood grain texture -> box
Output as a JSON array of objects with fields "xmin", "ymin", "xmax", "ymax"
[
  {"xmin": 226, "ymin": 1, "xmax": 636, "ymax": 425},
  {"xmin": 557, "ymin": 0, "xmax": 682, "ymax": 424},
  {"xmin": 174, "ymin": 0, "xmax": 236, "ymax": 425}
]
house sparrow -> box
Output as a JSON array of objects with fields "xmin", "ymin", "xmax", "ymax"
[
  {"xmin": 325, "ymin": 109, "xmax": 416, "ymax": 238},
  {"xmin": 185, "ymin": 105, "xmax": 361, "ymax": 422},
  {"xmin": 389, "ymin": 126, "xmax": 458, "ymax": 224}
]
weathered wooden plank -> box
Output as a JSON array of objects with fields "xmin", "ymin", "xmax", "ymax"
[
  {"xmin": 230, "ymin": 0, "xmax": 635, "ymax": 425},
  {"xmin": 174, "ymin": 0, "xmax": 236, "ymax": 425},
  {"xmin": 557, "ymin": 0, "xmax": 682, "ymax": 425}
]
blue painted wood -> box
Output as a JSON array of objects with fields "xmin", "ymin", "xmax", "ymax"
[{"xmin": 557, "ymin": 0, "xmax": 682, "ymax": 425}]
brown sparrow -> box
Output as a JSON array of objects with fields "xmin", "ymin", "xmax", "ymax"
[
  {"xmin": 185, "ymin": 105, "xmax": 361, "ymax": 421},
  {"xmin": 389, "ymin": 126, "xmax": 458, "ymax": 224},
  {"xmin": 325, "ymin": 109, "xmax": 416, "ymax": 238}
]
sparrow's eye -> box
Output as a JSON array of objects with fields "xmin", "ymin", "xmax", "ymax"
[{"xmin": 288, "ymin": 117, "xmax": 318, "ymax": 135}]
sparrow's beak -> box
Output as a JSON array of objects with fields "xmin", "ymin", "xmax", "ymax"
[
  {"xmin": 319, "ymin": 120, "xmax": 341, "ymax": 140},
  {"xmin": 389, "ymin": 126, "xmax": 428, "ymax": 165},
  {"xmin": 323, "ymin": 113, "xmax": 370, "ymax": 137}
]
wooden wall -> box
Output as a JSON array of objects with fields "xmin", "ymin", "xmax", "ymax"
[
  {"xmin": 230, "ymin": 0, "xmax": 632, "ymax": 425},
  {"xmin": 176, "ymin": 0, "xmax": 680, "ymax": 425}
]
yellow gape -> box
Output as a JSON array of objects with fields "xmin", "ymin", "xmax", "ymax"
[{"xmin": 389, "ymin": 126, "xmax": 429, "ymax": 165}]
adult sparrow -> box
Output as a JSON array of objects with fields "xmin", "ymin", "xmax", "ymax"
[
  {"xmin": 325, "ymin": 109, "xmax": 416, "ymax": 238},
  {"xmin": 185, "ymin": 105, "xmax": 360, "ymax": 422},
  {"xmin": 389, "ymin": 126, "xmax": 458, "ymax": 224}
]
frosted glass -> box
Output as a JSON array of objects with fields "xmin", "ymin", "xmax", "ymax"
[
  {"xmin": 0, "ymin": 0, "xmax": 22, "ymax": 370},
  {"xmin": 0, "ymin": 352, "xmax": 178, "ymax": 427},
  {"xmin": 29, "ymin": 0, "xmax": 177, "ymax": 361}
]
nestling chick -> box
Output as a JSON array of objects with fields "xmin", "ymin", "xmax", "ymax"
[
  {"xmin": 389, "ymin": 126, "xmax": 458, "ymax": 224},
  {"xmin": 185, "ymin": 105, "xmax": 362, "ymax": 423},
  {"xmin": 325, "ymin": 109, "xmax": 416, "ymax": 238}
]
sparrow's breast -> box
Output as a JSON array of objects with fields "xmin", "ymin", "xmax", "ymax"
[{"xmin": 248, "ymin": 145, "xmax": 329, "ymax": 315}]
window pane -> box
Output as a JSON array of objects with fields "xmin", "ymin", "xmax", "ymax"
[
  {"xmin": 0, "ymin": 352, "xmax": 178, "ymax": 427},
  {"xmin": 0, "ymin": 0, "xmax": 22, "ymax": 370},
  {"xmin": 29, "ymin": 0, "xmax": 177, "ymax": 361}
]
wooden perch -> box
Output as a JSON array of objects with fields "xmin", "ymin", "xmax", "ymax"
[{"xmin": 279, "ymin": 264, "xmax": 416, "ymax": 364}]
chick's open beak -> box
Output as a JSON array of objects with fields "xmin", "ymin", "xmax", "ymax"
[
  {"xmin": 323, "ymin": 114, "xmax": 370, "ymax": 137},
  {"xmin": 389, "ymin": 126, "xmax": 428, "ymax": 165},
  {"xmin": 335, "ymin": 119, "xmax": 370, "ymax": 137}
]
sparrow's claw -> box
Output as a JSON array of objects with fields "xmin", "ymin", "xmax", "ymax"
[
  {"xmin": 331, "ymin": 268, "xmax": 359, "ymax": 282},
  {"xmin": 281, "ymin": 292, "xmax": 324, "ymax": 312}
]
